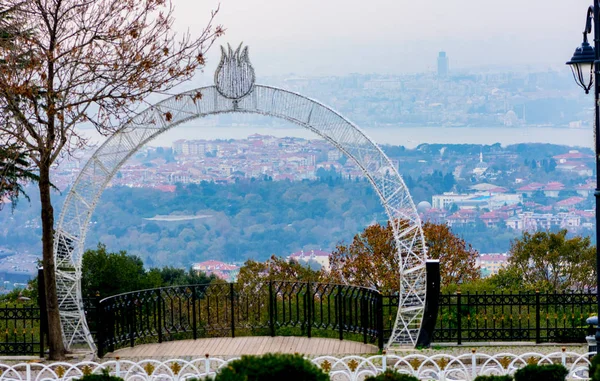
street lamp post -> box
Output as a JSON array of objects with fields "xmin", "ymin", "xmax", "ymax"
[{"xmin": 567, "ymin": 1, "xmax": 600, "ymax": 346}]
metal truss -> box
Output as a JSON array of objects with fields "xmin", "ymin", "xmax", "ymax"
[{"xmin": 54, "ymin": 45, "xmax": 427, "ymax": 352}]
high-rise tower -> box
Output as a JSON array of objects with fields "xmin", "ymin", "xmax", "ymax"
[{"xmin": 437, "ymin": 51, "xmax": 449, "ymax": 78}]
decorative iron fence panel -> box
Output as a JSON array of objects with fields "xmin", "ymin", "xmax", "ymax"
[
  {"xmin": 429, "ymin": 291, "xmax": 597, "ymax": 344},
  {"xmin": 0, "ymin": 303, "xmax": 44, "ymax": 356},
  {"xmin": 96, "ymin": 281, "xmax": 384, "ymax": 356}
]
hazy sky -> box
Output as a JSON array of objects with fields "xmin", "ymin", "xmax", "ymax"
[{"xmin": 174, "ymin": 0, "xmax": 593, "ymax": 76}]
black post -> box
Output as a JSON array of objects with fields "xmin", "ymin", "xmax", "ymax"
[
  {"xmin": 37, "ymin": 267, "xmax": 47, "ymax": 358},
  {"xmin": 156, "ymin": 289, "xmax": 163, "ymax": 343},
  {"xmin": 338, "ymin": 285, "xmax": 344, "ymax": 341},
  {"xmin": 230, "ymin": 283, "xmax": 235, "ymax": 338},
  {"xmin": 95, "ymin": 292, "xmax": 104, "ymax": 357},
  {"xmin": 536, "ymin": 290, "xmax": 541, "ymax": 343},
  {"xmin": 593, "ymin": 0, "xmax": 600, "ymax": 348},
  {"xmin": 307, "ymin": 282, "xmax": 312, "ymax": 339},
  {"xmin": 456, "ymin": 289, "xmax": 462, "ymax": 345},
  {"xmin": 129, "ymin": 297, "xmax": 135, "ymax": 348},
  {"xmin": 416, "ymin": 260, "xmax": 441, "ymax": 348},
  {"xmin": 192, "ymin": 286, "xmax": 197, "ymax": 340},
  {"xmin": 377, "ymin": 292, "xmax": 384, "ymax": 350},
  {"xmin": 269, "ymin": 281, "xmax": 275, "ymax": 337},
  {"xmin": 362, "ymin": 292, "xmax": 368, "ymax": 344}
]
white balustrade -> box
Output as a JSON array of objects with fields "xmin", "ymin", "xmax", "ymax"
[{"xmin": 0, "ymin": 351, "xmax": 594, "ymax": 381}]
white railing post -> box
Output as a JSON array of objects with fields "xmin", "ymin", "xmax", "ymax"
[
  {"xmin": 26, "ymin": 363, "xmax": 31, "ymax": 381},
  {"xmin": 382, "ymin": 350, "xmax": 387, "ymax": 373},
  {"xmin": 472, "ymin": 348, "xmax": 477, "ymax": 380},
  {"xmin": 205, "ymin": 354, "xmax": 211, "ymax": 377},
  {"xmin": 115, "ymin": 357, "xmax": 121, "ymax": 378},
  {"xmin": 561, "ymin": 347, "xmax": 566, "ymax": 367}
]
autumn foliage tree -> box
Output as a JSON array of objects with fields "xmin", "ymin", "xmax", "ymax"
[
  {"xmin": 422, "ymin": 222, "xmax": 480, "ymax": 287},
  {"xmin": 0, "ymin": 0, "xmax": 222, "ymax": 359},
  {"xmin": 327, "ymin": 221, "xmax": 480, "ymax": 294},
  {"xmin": 237, "ymin": 255, "xmax": 324, "ymax": 291}
]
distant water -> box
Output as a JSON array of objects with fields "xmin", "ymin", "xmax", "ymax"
[{"xmin": 78, "ymin": 125, "xmax": 595, "ymax": 149}]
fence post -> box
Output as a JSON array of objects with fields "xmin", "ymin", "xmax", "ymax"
[
  {"xmin": 457, "ymin": 289, "xmax": 462, "ymax": 345},
  {"xmin": 535, "ymin": 290, "xmax": 541, "ymax": 343},
  {"xmin": 269, "ymin": 281, "xmax": 275, "ymax": 337},
  {"xmin": 37, "ymin": 267, "xmax": 47, "ymax": 358},
  {"xmin": 96, "ymin": 292, "xmax": 104, "ymax": 357},
  {"xmin": 362, "ymin": 292, "xmax": 368, "ymax": 344},
  {"xmin": 307, "ymin": 282, "xmax": 312, "ymax": 339},
  {"xmin": 377, "ymin": 292, "xmax": 384, "ymax": 350},
  {"xmin": 129, "ymin": 295, "xmax": 135, "ymax": 348},
  {"xmin": 338, "ymin": 285, "xmax": 344, "ymax": 341},
  {"xmin": 192, "ymin": 286, "xmax": 197, "ymax": 340},
  {"xmin": 156, "ymin": 289, "xmax": 163, "ymax": 343},
  {"xmin": 230, "ymin": 283, "xmax": 235, "ymax": 338}
]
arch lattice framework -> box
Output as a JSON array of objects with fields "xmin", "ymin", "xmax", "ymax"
[{"xmin": 54, "ymin": 45, "xmax": 427, "ymax": 352}]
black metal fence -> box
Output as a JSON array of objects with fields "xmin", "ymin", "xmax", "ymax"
[
  {"xmin": 428, "ymin": 291, "xmax": 596, "ymax": 344},
  {"xmin": 95, "ymin": 281, "xmax": 384, "ymax": 357},
  {"xmin": 5, "ymin": 287, "xmax": 599, "ymax": 357},
  {"xmin": 0, "ymin": 303, "xmax": 44, "ymax": 356}
]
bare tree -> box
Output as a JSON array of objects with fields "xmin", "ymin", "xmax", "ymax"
[{"xmin": 0, "ymin": 0, "xmax": 222, "ymax": 359}]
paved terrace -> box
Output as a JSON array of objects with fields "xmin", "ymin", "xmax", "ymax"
[{"xmin": 104, "ymin": 337, "xmax": 378, "ymax": 359}]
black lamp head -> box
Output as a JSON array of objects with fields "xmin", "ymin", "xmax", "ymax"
[{"xmin": 566, "ymin": 33, "xmax": 596, "ymax": 94}]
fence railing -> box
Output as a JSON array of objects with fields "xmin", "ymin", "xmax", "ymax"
[
  {"xmin": 95, "ymin": 281, "xmax": 384, "ymax": 357},
  {"xmin": 385, "ymin": 291, "xmax": 596, "ymax": 345},
  {"xmin": 4, "ymin": 288, "xmax": 598, "ymax": 357},
  {"xmin": 0, "ymin": 303, "xmax": 43, "ymax": 356}
]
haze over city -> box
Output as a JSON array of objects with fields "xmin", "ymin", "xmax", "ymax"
[{"xmin": 176, "ymin": 0, "xmax": 591, "ymax": 77}]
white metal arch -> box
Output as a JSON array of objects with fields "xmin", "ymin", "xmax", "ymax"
[{"xmin": 55, "ymin": 83, "xmax": 427, "ymax": 353}]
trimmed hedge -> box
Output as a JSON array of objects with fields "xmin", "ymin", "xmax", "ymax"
[
  {"xmin": 591, "ymin": 354, "xmax": 600, "ymax": 381},
  {"xmin": 213, "ymin": 353, "xmax": 328, "ymax": 381},
  {"xmin": 80, "ymin": 369, "xmax": 124, "ymax": 381},
  {"xmin": 364, "ymin": 370, "xmax": 419, "ymax": 381},
  {"xmin": 473, "ymin": 376, "xmax": 513, "ymax": 381},
  {"xmin": 513, "ymin": 364, "xmax": 568, "ymax": 381}
]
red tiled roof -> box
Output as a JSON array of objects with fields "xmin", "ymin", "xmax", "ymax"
[
  {"xmin": 517, "ymin": 182, "xmax": 544, "ymax": 191},
  {"xmin": 553, "ymin": 152, "xmax": 593, "ymax": 160},
  {"xmin": 543, "ymin": 182, "xmax": 564, "ymax": 191},
  {"xmin": 479, "ymin": 254, "xmax": 508, "ymax": 262},
  {"xmin": 290, "ymin": 250, "xmax": 330, "ymax": 258},
  {"xmin": 555, "ymin": 197, "xmax": 585, "ymax": 207}
]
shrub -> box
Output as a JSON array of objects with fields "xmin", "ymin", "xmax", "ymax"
[
  {"xmin": 364, "ymin": 370, "xmax": 419, "ymax": 381},
  {"xmin": 591, "ymin": 354, "xmax": 600, "ymax": 381},
  {"xmin": 213, "ymin": 353, "xmax": 328, "ymax": 381},
  {"xmin": 513, "ymin": 364, "xmax": 568, "ymax": 381},
  {"xmin": 474, "ymin": 375, "xmax": 513, "ymax": 381},
  {"xmin": 80, "ymin": 368, "xmax": 124, "ymax": 381}
]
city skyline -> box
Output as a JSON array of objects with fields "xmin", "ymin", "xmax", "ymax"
[{"xmin": 177, "ymin": 0, "xmax": 591, "ymax": 77}]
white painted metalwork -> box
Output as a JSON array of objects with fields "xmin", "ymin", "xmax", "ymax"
[
  {"xmin": 0, "ymin": 352, "xmax": 593, "ymax": 381},
  {"xmin": 54, "ymin": 44, "xmax": 427, "ymax": 352}
]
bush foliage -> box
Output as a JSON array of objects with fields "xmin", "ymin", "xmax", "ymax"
[
  {"xmin": 473, "ymin": 375, "xmax": 513, "ymax": 381},
  {"xmin": 591, "ymin": 354, "xmax": 600, "ymax": 381},
  {"xmin": 213, "ymin": 353, "xmax": 328, "ymax": 381},
  {"xmin": 513, "ymin": 364, "xmax": 568, "ymax": 381},
  {"xmin": 80, "ymin": 368, "xmax": 124, "ymax": 381},
  {"xmin": 364, "ymin": 370, "xmax": 419, "ymax": 381}
]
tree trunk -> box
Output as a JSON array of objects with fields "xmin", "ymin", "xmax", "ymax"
[{"xmin": 39, "ymin": 162, "xmax": 67, "ymax": 360}]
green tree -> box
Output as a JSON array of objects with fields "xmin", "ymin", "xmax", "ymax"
[
  {"xmin": 82, "ymin": 244, "xmax": 216, "ymax": 297},
  {"xmin": 81, "ymin": 244, "xmax": 148, "ymax": 297},
  {"xmin": 0, "ymin": 8, "xmax": 38, "ymax": 211},
  {"xmin": 0, "ymin": 145, "xmax": 39, "ymax": 210},
  {"xmin": 505, "ymin": 230, "xmax": 595, "ymax": 292}
]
